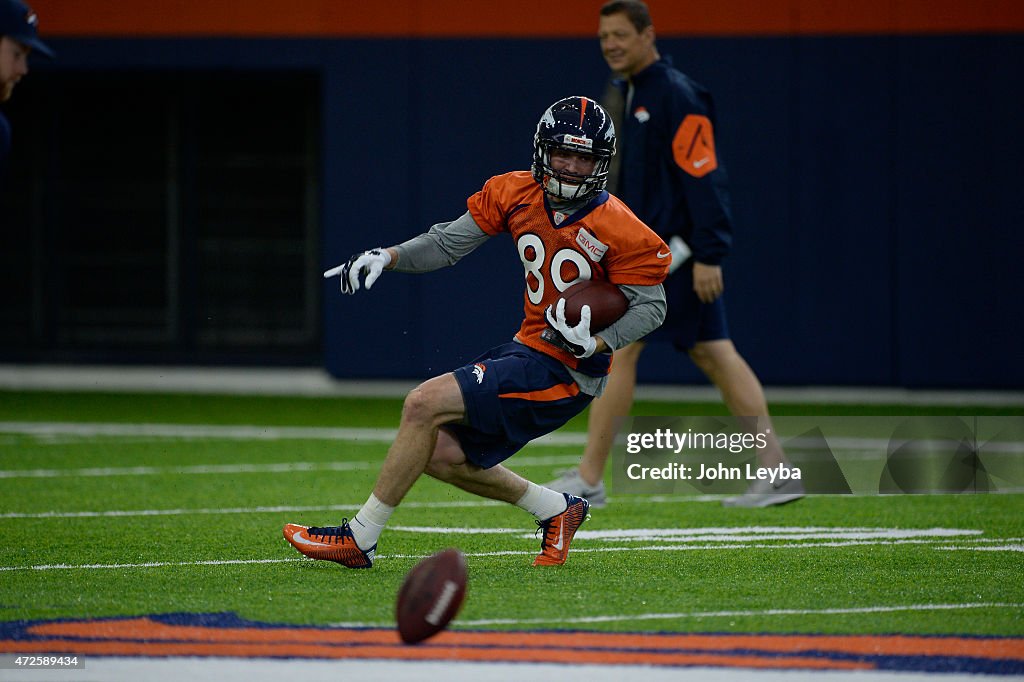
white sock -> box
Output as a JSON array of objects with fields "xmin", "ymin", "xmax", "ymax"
[
  {"xmin": 350, "ymin": 493, "xmax": 393, "ymax": 549},
  {"xmin": 516, "ymin": 482, "xmax": 568, "ymax": 521}
]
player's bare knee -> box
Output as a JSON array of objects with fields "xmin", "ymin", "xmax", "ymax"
[
  {"xmin": 400, "ymin": 385, "xmax": 440, "ymax": 428},
  {"xmin": 689, "ymin": 341, "xmax": 732, "ymax": 374},
  {"xmin": 402, "ymin": 375, "xmax": 463, "ymax": 429},
  {"xmin": 687, "ymin": 344, "xmax": 714, "ymax": 372}
]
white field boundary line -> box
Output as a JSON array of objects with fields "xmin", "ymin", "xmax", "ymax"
[
  {"xmin": 3, "ymin": 364, "xmax": 1024, "ymax": 406},
  {"xmin": 0, "ymin": 455, "xmax": 584, "ymax": 479},
  {"xmin": 387, "ymin": 525, "xmax": 985, "ymax": 539},
  {"xmin": 0, "ymin": 421, "xmax": 396, "ymax": 441},
  {"xmin": 0, "ymin": 421, "xmax": 583, "ymax": 446},
  {"xmin": 5, "ymin": 421, "xmax": 1024, "ymax": 454},
  {"xmin": 938, "ymin": 544, "xmax": 1024, "ymax": 552},
  {"xmin": 0, "ymin": 490, "xmax": 1013, "ymax": 519},
  {"xmin": 394, "ymin": 525, "xmax": 994, "ymax": 543},
  {"xmin": 0, "ymin": 500, "xmax": 509, "ymax": 519},
  {"xmin": 2, "ymin": 535, "xmax": 1017, "ymax": 572},
  {"xmin": 0, "ymin": 542, "xmax": 969, "ymax": 573},
  {"xmin": 0, "ymin": 495, "xmax": 716, "ymax": 519},
  {"xmin": 448, "ymin": 602, "xmax": 1024, "ymax": 628},
  {"xmin": 0, "ymin": 462, "xmax": 375, "ymax": 478}
]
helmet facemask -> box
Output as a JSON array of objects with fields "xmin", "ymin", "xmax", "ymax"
[
  {"xmin": 534, "ymin": 140, "xmax": 612, "ymax": 202},
  {"xmin": 531, "ymin": 96, "xmax": 616, "ymax": 202}
]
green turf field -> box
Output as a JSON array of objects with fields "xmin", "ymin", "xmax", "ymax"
[{"xmin": 1, "ymin": 390, "xmax": 1022, "ymax": 638}]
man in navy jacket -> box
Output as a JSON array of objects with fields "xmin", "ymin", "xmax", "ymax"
[{"xmin": 549, "ymin": 0, "xmax": 804, "ymax": 508}]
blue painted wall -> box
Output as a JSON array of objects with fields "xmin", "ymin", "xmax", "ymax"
[{"xmin": 36, "ymin": 34, "xmax": 1024, "ymax": 388}]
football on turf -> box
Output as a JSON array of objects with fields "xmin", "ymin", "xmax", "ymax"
[
  {"xmin": 559, "ymin": 279, "xmax": 628, "ymax": 332},
  {"xmin": 395, "ymin": 548, "xmax": 468, "ymax": 644}
]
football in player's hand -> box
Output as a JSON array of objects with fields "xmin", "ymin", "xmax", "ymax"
[
  {"xmin": 559, "ymin": 279, "xmax": 628, "ymax": 332},
  {"xmin": 396, "ymin": 548, "xmax": 468, "ymax": 644}
]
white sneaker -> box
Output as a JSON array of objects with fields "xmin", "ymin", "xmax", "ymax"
[
  {"xmin": 722, "ymin": 474, "xmax": 805, "ymax": 508},
  {"xmin": 545, "ymin": 468, "xmax": 607, "ymax": 508}
]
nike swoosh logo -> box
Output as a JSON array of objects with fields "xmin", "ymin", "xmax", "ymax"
[
  {"xmin": 290, "ymin": 532, "xmax": 330, "ymax": 547},
  {"xmin": 657, "ymin": 250, "xmax": 671, "ymax": 258},
  {"xmin": 552, "ymin": 523, "xmax": 565, "ymax": 551},
  {"xmin": 693, "ymin": 157, "xmax": 710, "ymax": 168}
]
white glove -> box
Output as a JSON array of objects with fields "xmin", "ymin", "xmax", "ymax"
[
  {"xmin": 668, "ymin": 235, "xmax": 692, "ymax": 275},
  {"xmin": 324, "ymin": 248, "xmax": 391, "ymax": 294},
  {"xmin": 543, "ymin": 298, "xmax": 597, "ymax": 359}
]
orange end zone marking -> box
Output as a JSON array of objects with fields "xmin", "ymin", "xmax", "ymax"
[
  {"xmin": 0, "ymin": 638, "xmax": 872, "ymax": 669},
  {"xmin": 30, "ymin": 619, "xmax": 1024, "ymax": 661},
  {"xmin": 442, "ymin": 630, "xmax": 1024, "ymax": 661},
  {"xmin": 10, "ymin": 617, "xmax": 1024, "ymax": 670},
  {"xmin": 29, "ymin": 619, "xmax": 400, "ymax": 645}
]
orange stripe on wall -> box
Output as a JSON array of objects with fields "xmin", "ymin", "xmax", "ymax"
[{"xmin": 27, "ymin": 0, "xmax": 1024, "ymax": 38}]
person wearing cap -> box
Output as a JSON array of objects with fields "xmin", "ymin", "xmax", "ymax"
[{"xmin": 0, "ymin": 0, "xmax": 54, "ymax": 173}]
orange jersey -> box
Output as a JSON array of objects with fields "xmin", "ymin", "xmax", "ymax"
[{"xmin": 468, "ymin": 171, "xmax": 669, "ymax": 372}]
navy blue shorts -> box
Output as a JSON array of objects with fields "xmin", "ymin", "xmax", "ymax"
[
  {"xmin": 647, "ymin": 260, "xmax": 730, "ymax": 351},
  {"xmin": 447, "ymin": 342, "xmax": 594, "ymax": 469}
]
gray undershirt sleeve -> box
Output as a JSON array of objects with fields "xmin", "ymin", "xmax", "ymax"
[
  {"xmin": 596, "ymin": 283, "xmax": 667, "ymax": 352},
  {"xmin": 390, "ymin": 211, "xmax": 490, "ymax": 272}
]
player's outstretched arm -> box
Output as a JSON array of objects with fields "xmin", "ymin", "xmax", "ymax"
[
  {"xmin": 324, "ymin": 247, "xmax": 397, "ymax": 295},
  {"xmin": 323, "ymin": 213, "xmax": 490, "ymax": 294}
]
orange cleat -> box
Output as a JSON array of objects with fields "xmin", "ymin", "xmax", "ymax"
[
  {"xmin": 533, "ymin": 493, "xmax": 590, "ymax": 566},
  {"xmin": 283, "ymin": 520, "xmax": 375, "ymax": 568}
]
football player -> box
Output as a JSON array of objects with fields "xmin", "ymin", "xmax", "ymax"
[{"xmin": 284, "ymin": 96, "xmax": 669, "ymax": 568}]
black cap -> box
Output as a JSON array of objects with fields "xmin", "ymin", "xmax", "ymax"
[{"xmin": 0, "ymin": 0, "xmax": 54, "ymax": 59}]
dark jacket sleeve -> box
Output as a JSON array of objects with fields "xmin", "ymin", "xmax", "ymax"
[
  {"xmin": 663, "ymin": 76, "xmax": 734, "ymax": 266},
  {"xmin": 0, "ymin": 112, "xmax": 11, "ymax": 181}
]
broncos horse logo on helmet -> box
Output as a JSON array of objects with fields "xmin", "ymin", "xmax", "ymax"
[{"xmin": 532, "ymin": 96, "xmax": 616, "ymax": 202}]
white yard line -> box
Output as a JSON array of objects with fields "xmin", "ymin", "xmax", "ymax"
[
  {"xmin": 0, "ymin": 497, "xmax": 737, "ymax": 519},
  {"xmin": 0, "ymin": 421, "xmax": 588, "ymax": 446},
  {"xmin": 0, "ymin": 421, "xmax": 403, "ymax": 441},
  {"xmin": 0, "ymin": 499, "xmax": 523, "ymax": 519},
  {"xmin": 452, "ymin": 602, "xmax": 1024, "ymax": 627},
  {"xmin": 0, "ymin": 530, "xmax": 1007, "ymax": 572},
  {"xmin": 5, "ymin": 422, "xmax": 1024, "ymax": 458},
  {"xmin": 938, "ymin": 544, "xmax": 1024, "ymax": 552},
  {"xmin": 2, "ymin": 363, "xmax": 1023, "ymax": 406},
  {"xmin": 0, "ymin": 461, "xmax": 375, "ymax": 478},
  {"xmin": 0, "ymin": 455, "xmax": 581, "ymax": 479},
  {"xmin": 0, "ymin": 558, "xmax": 304, "ymax": 572}
]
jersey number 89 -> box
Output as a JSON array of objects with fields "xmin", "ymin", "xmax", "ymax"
[{"xmin": 516, "ymin": 234, "xmax": 592, "ymax": 305}]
